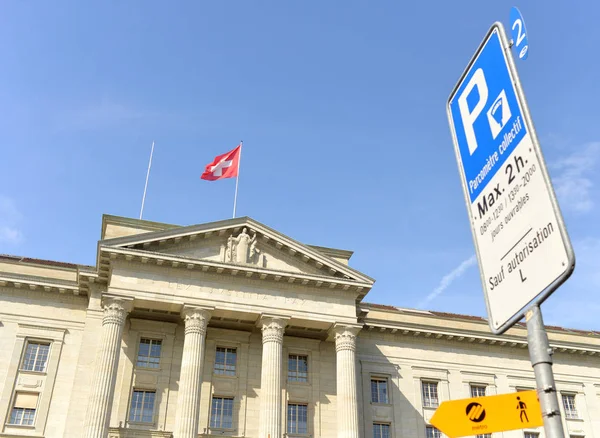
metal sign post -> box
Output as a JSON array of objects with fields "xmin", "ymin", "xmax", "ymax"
[
  {"xmin": 526, "ymin": 306, "xmax": 564, "ymax": 438},
  {"xmin": 446, "ymin": 21, "xmax": 575, "ymax": 438}
]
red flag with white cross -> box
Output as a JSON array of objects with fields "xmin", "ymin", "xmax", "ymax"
[{"xmin": 200, "ymin": 144, "xmax": 241, "ymax": 181}]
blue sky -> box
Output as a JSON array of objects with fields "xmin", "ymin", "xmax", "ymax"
[{"xmin": 1, "ymin": 1, "xmax": 599, "ymax": 331}]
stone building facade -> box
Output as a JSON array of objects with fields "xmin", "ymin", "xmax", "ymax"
[{"xmin": 0, "ymin": 214, "xmax": 598, "ymax": 438}]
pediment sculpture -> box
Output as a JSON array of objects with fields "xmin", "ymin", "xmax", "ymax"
[{"xmin": 221, "ymin": 228, "xmax": 264, "ymax": 266}]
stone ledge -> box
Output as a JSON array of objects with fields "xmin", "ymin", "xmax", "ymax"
[{"xmin": 107, "ymin": 427, "xmax": 173, "ymax": 438}]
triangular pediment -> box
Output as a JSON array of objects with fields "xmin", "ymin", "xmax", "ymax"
[{"xmin": 99, "ymin": 216, "xmax": 374, "ymax": 284}]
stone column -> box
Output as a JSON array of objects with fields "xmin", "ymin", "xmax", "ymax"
[
  {"xmin": 173, "ymin": 306, "xmax": 212, "ymax": 438},
  {"xmin": 83, "ymin": 296, "xmax": 132, "ymax": 438},
  {"xmin": 258, "ymin": 316, "xmax": 288, "ymax": 438},
  {"xmin": 334, "ymin": 324, "xmax": 361, "ymax": 438}
]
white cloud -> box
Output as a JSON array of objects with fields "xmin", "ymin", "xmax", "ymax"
[
  {"xmin": 571, "ymin": 237, "xmax": 600, "ymax": 287},
  {"xmin": 0, "ymin": 226, "xmax": 22, "ymax": 244},
  {"xmin": 54, "ymin": 99, "xmax": 148, "ymax": 131},
  {"xmin": 541, "ymin": 237, "xmax": 600, "ymax": 330},
  {"xmin": 0, "ymin": 195, "xmax": 23, "ymax": 245},
  {"xmin": 551, "ymin": 142, "xmax": 600, "ymax": 213},
  {"xmin": 418, "ymin": 254, "xmax": 477, "ymax": 308}
]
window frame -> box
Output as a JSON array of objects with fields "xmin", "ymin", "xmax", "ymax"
[
  {"xmin": 426, "ymin": 425, "xmax": 442, "ymax": 438},
  {"xmin": 421, "ymin": 380, "xmax": 440, "ymax": 408},
  {"xmin": 128, "ymin": 389, "xmax": 157, "ymax": 425},
  {"xmin": 209, "ymin": 396, "xmax": 235, "ymax": 430},
  {"xmin": 135, "ymin": 337, "xmax": 162, "ymax": 369},
  {"xmin": 371, "ymin": 376, "xmax": 390, "ymax": 404},
  {"xmin": 288, "ymin": 354, "xmax": 309, "ymax": 383},
  {"xmin": 20, "ymin": 340, "xmax": 51, "ymax": 374},
  {"xmin": 470, "ymin": 384, "xmax": 487, "ymax": 398},
  {"xmin": 373, "ymin": 422, "xmax": 391, "ymax": 438},
  {"xmin": 562, "ymin": 393, "xmax": 578, "ymax": 419},
  {"xmin": 8, "ymin": 407, "xmax": 36, "ymax": 427},
  {"xmin": 0, "ymin": 324, "xmax": 66, "ymax": 435},
  {"xmin": 214, "ymin": 346, "xmax": 237, "ymax": 377},
  {"xmin": 7, "ymin": 392, "xmax": 39, "ymax": 427},
  {"xmin": 287, "ymin": 402, "xmax": 309, "ymax": 435}
]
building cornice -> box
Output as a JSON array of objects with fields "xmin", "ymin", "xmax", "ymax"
[
  {"xmin": 0, "ymin": 273, "xmax": 81, "ymax": 296},
  {"xmin": 362, "ymin": 320, "xmax": 600, "ymax": 356}
]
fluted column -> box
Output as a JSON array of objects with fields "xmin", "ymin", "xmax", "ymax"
[
  {"xmin": 334, "ymin": 324, "xmax": 361, "ymax": 438},
  {"xmin": 258, "ymin": 316, "xmax": 288, "ymax": 438},
  {"xmin": 83, "ymin": 296, "xmax": 132, "ymax": 438},
  {"xmin": 173, "ymin": 306, "xmax": 212, "ymax": 438}
]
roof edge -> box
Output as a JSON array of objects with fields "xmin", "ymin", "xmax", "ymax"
[
  {"xmin": 308, "ymin": 245, "xmax": 354, "ymax": 261},
  {"xmin": 101, "ymin": 214, "xmax": 181, "ymax": 240},
  {"xmin": 361, "ymin": 302, "xmax": 600, "ymax": 338},
  {"xmin": 0, "ymin": 254, "xmax": 93, "ymax": 271}
]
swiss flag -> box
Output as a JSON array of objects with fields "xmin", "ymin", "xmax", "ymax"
[{"xmin": 200, "ymin": 144, "xmax": 241, "ymax": 181}]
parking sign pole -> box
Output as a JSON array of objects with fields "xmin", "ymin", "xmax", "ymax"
[{"xmin": 526, "ymin": 305, "xmax": 565, "ymax": 438}]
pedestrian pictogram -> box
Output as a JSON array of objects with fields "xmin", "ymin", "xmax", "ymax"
[
  {"xmin": 517, "ymin": 396, "xmax": 529, "ymax": 422},
  {"xmin": 430, "ymin": 389, "xmax": 543, "ymax": 437}
]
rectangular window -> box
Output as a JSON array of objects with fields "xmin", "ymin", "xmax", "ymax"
[
  {"xmin": 562, "ymin": 394, "xmax": 578, "ymax": 419},
  {"xmin": 210, "ymin": 397, "xmax": 234, "ymax": 429},
  {"xmin": 426, "ymin": 425, "xmax": 442, "ymax": 438},
  {"xmin": 288, "ymin": 354, "xmax": 308, "ymax": 382},
  {"xmin": 21, "ymin": 342, "xmax": 50, "ymax": 373},
  {"xmin": 422, "ymin": 381, "xmax": 439, "ymax": 407},
  {"xmin": 524, "ymin": 433, "xmax": 539, "ymax": 438},
  {"xmin": 287, "ymin": 403, "xmax": 308, "ymax": 434},
  {"xmin": 371, "ymin": 378, "xmax": 389, "ymax": 404},
  {"xmin": 136, "ymin": 338, "xmax": 162, "ymax": 368},
  {"xmin": 373, "ymin": 423, "xmax": 391, "ymax": 438},
  {"xmin": 472, "ymin": 386, "xmax": 490, "ymax": 437},
  {"xmin": 471, "ymin": 385, "xmax": 486, "ymax": 398},
  {"xmin": 129, "ymin": 390, "xmax": 156, "ymax": 423},
  {"xmin": 214, "ymin": 347, "xmax": 237, "ymax": 376},
  {"xmin": 9, "ymin": 392, "xmax": 39, "ymax": 426}
]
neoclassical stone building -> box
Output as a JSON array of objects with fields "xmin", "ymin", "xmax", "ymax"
[{"xmin": 0, "ymin": 214, "xmax": 599, "ymax": 438}]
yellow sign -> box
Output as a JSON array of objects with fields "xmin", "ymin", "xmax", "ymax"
[{"xmin": 430, "ymin": 390, "xmax": 543, "ymax": 438}]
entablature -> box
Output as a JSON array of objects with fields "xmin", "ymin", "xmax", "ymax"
[
  {"xmin": 98, "ymin": 245, "xmax": 371, "ymax": 294},
  {"xmin": 0, "ymin": 272, "xmax": 80, "ymax": 296},
  {"xmin": 362, "ymin": 321, "xmax": 600, "ymax": 356}
]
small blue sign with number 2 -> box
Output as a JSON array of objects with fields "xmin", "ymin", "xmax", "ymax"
[{"xmin": 510, "ymin": 7, "xmax": 529, "ymax": 60}]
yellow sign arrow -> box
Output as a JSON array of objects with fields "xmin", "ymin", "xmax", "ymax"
[{"xmin": 430, "ymin": 390, "xmax": 543, "ymax": 438}]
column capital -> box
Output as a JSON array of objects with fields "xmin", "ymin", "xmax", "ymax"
[
  {"xmin": 84, "ymin": 295, "xmax": 132, "ymax": 437},
  {"xmin": 332, "ymin": 323, "xmax": 362, "ymax": 353},
  {"xmin": 175, "ymin": 305, "xmax": 212, "ymax": 437},
  {"xmin": 258, "ymin": 314, "xmax": 289, "ymax": 344},
  {"xmin": 181, "ymin": 305, "xmax": 213, "ymax": 336},
  {"xmin": 100, "ymin": 295, "xmax": 133, "ymax": 326}
]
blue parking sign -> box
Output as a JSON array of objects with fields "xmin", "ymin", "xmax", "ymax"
[
  {"xmin": 449, "ymin": 27, "xmax": 526, "ymax": 203},
  {"xmin": 446, "ymin": 22, "xmax": 574, "ymax": 335}
]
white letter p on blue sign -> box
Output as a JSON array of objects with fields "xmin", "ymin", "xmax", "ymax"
[{"xmin": 457, "ymin": 68, "xmax": 488, "ymax": 155}]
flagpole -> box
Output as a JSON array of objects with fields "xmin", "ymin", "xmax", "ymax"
[
  {"xmin": 233, "ymin": 141, "xmax": 242, "ymax": 218},
  {"xmin": 140, "ymin": 141, "xmax": 155, "ymax": 220}
]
